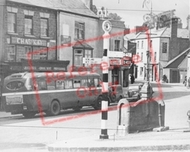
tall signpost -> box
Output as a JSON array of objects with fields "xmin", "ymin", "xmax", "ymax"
[{"xmin": 100, "ymin": 20, "xmax": 112, "ymax": 139}]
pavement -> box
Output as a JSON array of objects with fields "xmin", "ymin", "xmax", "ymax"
[
  {"xmin": 1, "ymin": 81, "xmax": 190, "ymax": 152},
  {"xmin": 47, "ymin": 81, "xmax": 190, "ymax": 152}
]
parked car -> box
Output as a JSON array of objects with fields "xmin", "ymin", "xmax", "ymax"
[
  {"xmin": 109, "ymin": 84, "xmax": 123, "ymax": 103},
  {"xmin": 124, "ymin": 82, "xmax": 144, "ymax": 102}
]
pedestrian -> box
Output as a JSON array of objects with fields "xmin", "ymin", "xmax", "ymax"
[
  {"xmin": 183, "ymin": 76, "xmax": 187, "ymax": 86},
  {"xmin": 130, "ymin": 74, "xmax": 135, "ymax": 84},
  {"xmin": 188, "ymin": 77, "xmax": 190, "ymax": 88}
]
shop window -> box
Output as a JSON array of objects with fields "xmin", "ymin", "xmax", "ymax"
[
  {"xmin": 25, "ymin": 15, "xmax": 33, "ymax": 35},
  {"xmin": 7, "ymin": 45, "xmax": 15, "ymax": 61},
  {"xmin": 114, "ymin": 40, "xmax": 120, "ymax": 51},
  {"xmin": 75, "ymin": 22, "xmax": 84, "ymax": 40},
  {"xmin": 32, "ymin": 47, "xmax": 47, "ymax": 60},
  {"xmin": 84, "ymin": 50, "xmax": 92, "ymax": 66},
  {"xmin": 162, "ymin": 42, "xmax": 167, "ymax": 53},
  {"xmin": 112, "ymin": 68, "xmax": 119, "ymax": 85},
  {"xmin": 40, "ymin": 18, "xmax": 48, "ymax": 37},
  {"xmin": 7, "ymin": 12, "xmax": 16, "ymax": 33},
  {"xmin": 16, "ymin": 46, "xmax": 32, "ymax": 61},
  {"xmin": 74, "ymin": 49, "xmax": 83, "ymax": 66}
]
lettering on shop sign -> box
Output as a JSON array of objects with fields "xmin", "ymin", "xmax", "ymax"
[{"xmin": 11, "ymin": 37, "xmax": 47, "ymax": 46}]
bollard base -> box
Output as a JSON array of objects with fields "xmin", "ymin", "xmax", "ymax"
[
  {"xmin": 99, "ymin": 134, "xmax": 109, "ymax": 139},
  {"xmin": 153, "ymin": 126, "xmax": 169, "ymax": 132}
]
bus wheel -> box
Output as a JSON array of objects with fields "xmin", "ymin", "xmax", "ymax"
[
  {"xmin": 22, "ymin": 112, "xmax": 36, "ymax": 118},
  {"xmin": 93, "ymin": 96, "xmax": 102, "ymax": 110},
  {"xmin": 48, "ymin": 100, "xmax": 60, "ymax": 116},
  {"xmin": 73, "ymin": 106, "xmax": 82, "ymax": 112}
]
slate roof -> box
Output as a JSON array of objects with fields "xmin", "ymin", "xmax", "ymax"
[
  {"xmin": 164, "ymin": 47, "xmax": 190, "ymax": 68},
  {"xmin": 130, "ymin": 27, "xmax": 189, "ymax": 40},
  {"xmin": 7, "ymin": 0, "xmax": 98, "ymax": 18}
]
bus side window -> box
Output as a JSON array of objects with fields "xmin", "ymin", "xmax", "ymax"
[
  {"xmin": 73, "ymin": 80, "xmax": 81, "ymax": 88},
  {"xmin": 47, "ymin": 81, "xmax": 55, "ymax": 90},
  {"xmin": 56, "ymin": 80, "xmax": 65, "ymax": 90},
  {"xmin": 94, "ymin": 78, "xmax": 100, "ymax": 87},
  {"xmin": 37, "ymin": 79, "xmax": 47, "ymax": 90},
  {"xmin": 88, "ymin": 78, "xmax": 95, "ymax": 87},
  {"xmin": 65, "ymin": 80, "xmax": 73, "ymax": 89},
  {"xmin": 81, "ymin": 79, "xmax": 88, "ymax": 87}
]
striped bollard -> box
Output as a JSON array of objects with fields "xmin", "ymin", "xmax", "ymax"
[
  {"xmin": 100, "ymin": 20, "xmax": 112, "ymax": 139},
  {"xmin": 100, "ymin": 48, "xmax": 109, "ymax": 139}
]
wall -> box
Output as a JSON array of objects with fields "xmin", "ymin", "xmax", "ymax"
[
  {"xmin": 5, "ymin": 2, "xmax": 57, "ymax": 62},
  {"xmin": 160, "ymin": 38, "xmax": 170, "ymax": 61},
  {"xmin": 58, "ymin": 12, "xmax": 100, "ymax": 67},
  {"xmin": 0, "ymin": 0, "xmax": 6, "ymax": 61}
]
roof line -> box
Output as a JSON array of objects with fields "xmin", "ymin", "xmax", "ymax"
[
  {"xmin": 165, "ymin": 47, "xmax": 190, "ymax": 68},
  {"xmin": 57, "ymin": 9, "xmax": 98, "ymax": 19},
  {"xmin": 160, "ymin": 27, "xmax": 168, "ymax": 37}
]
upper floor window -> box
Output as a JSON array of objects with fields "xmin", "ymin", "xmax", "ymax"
[
  {"xmin": 40, "ymin": 18, "xmax": 48, "ymax": 37},
  {"xmin": 25, "ymin": 15, "xmax": 33, "ymax": 35},
  {"xmin": 162, "ymin": 42, "xmax": 167, "ymax": 53},
  {"xmin": 137, "ymin": 41, "xmax": 139, "ymax": 49},
  {"xmin": 7, "ymin": 7, "xmax": 18, "ymax": 33},
  {"xmin": 7, "ymin": 12, "xmax": 16, "ymax": 33},
  {"xmin": 141, "ymin": 52, "xmax": 143, "ymax": 62},
  {"xmin": 114, "ymin": 40, "xmax": 120, "ymax": 51},
  {"xmin": 75, "ymin": 22, "xmax": 84, "ymax": 40},
  {"xmin": 141, "ymin": 41, "xmax": 144, "ymax": 49}
]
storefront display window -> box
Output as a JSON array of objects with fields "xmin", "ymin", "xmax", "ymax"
[{"xmin": 7, "ymin": 45, "xmax": 15, "ymax": 61}]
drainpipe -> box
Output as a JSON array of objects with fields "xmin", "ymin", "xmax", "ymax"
[{"xmin": 56, "ymin": 10, "xmax": 60, "ymax": 61}]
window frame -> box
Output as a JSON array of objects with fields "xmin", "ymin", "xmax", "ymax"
[
  {"xmin": 114, "ymin": 40, "xmax": 120, "ymax": 51},
  {"xmin": 40, "ymin": 18, "xmax": 49, "ymax": 37},
  {"xmin": 162, "ymin": 42, "xmax": 168, "ymax": 53},
  {"xmin": 7, "ymin": 45, "xmax": 16, "ymax": 62},
  {"xmin": 74, "ymin": 49, "xmax": 83, "ymax": 66},
  {"xmin": 24, "ymin": 15, "xmax": 33, "ymax": 35},
  {"xmin": 75, "ymin": 22, "xmax": 85, "ymax": 40},
  {"xmin": 7, "ymin": 12, "xmax": 17, "ymax": 33}
]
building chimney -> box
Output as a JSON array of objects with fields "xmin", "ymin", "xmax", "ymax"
[
  {"xmin": 169, "ymin": 17, "xmax": 179, "ymax": 60},
  {"xmin": 82, "ymin": 0, "xmax": 93, "ymax": 11}
]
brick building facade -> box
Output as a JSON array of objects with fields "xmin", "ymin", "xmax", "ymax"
[{"xmin": 4, "ymin": 0, "xmax": 57, "ymax": 63}]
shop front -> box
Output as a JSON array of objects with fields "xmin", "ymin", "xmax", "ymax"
[
  {"xmin": 110, "ymin": 56, "xmax": 131, "ymax": 87},
  {"xmin": 6, "ymin": 36, "xmax": 57, "ymax": 62}
]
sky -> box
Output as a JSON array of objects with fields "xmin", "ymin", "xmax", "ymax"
[{"xmin": 93, "ymin": 0, "xmax": 189, "ymax": 29}]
